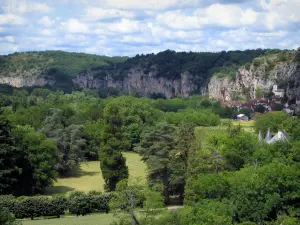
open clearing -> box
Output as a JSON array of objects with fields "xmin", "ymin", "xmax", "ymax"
[
  {"xmin": 21, "ymin": 213, "xmax": 115, "ymax": 225},
  {"xmin": 45, "ymin": 152, "xmax": 147, "ymax": 195},
  {"xmin": 195, "ymin": 120, "xmax": 255, "ymax": 147}
]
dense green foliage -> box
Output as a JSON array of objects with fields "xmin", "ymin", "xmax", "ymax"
[
  {"xmin": 1, "ymin": 85, "xmax": 300, "ymax": 225},
  {"xmin": 0, "ymin": 191, "xmax": 111, "ymax": 220},
  {"xmin": 136, "ymin": 123, "xmax": 196, "ymax": 204},
  {"xmin": 0, "ymin": 206, "xmax": 17, "ymax": 225},
  {"xmin": 0, "ymin": 110, "xmax": 20, "ymax": 195},
  {"xmin": 113, "ymin": 49, "xmax": 266, "ymax": 81},
  {"xmin": 12, "ymin": 126, "xmax": 57, "ymax": 195},
  {"xmin": 99, "ymin": 103, "xmax": 129, "ymax": 191},
  {"xmin": 0, "ymin": 51, "xmax": 126, "ymax": 78}
]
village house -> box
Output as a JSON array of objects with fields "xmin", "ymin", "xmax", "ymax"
[
  {"xmin": 259, "ymin": 129, "xmax": 289, "ymax": 144},
  {"xmin": 237, "ymin": 114, "xmax": 249, "ymax": 121},
  {"xmin": 283, "ymin": 107, "xmax": 295, "ymax": 115},
  {"xmin": 272, "ymin": 85, "xmax": 285, "ymax": 98}
]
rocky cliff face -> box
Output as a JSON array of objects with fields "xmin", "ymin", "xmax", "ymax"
[
  {"xmin": 1, "ymin": 50, "xmax": 299, "ymax": 101},
  {"xmin": 208, "ymin": 58, "xmax": 300, "ymax": 102},
  {"xmin": 72, "ymin": 68, "xmax": 199, "ymax": 98},
  {"xmin": 0, "ymin": 76, "xmax": 55, "ymax": 88}
]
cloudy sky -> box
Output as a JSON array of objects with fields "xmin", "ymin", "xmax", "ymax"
[{"xmin": 0, "ymin": 0, "xmax": 299, "ymax": 56}]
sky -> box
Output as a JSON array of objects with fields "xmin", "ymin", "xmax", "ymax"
[{"xmin": 0, "ymin": 0, "xmax": 299, "ymax": 56}]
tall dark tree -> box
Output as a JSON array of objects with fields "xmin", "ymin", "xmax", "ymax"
[
  {"xmin": 136, "ymin": 122, "xmax": 176, "ymax": 204},
  {"xmin": 99, "ymin": 103, "xmax": 129, "ymax": 191},
  {"xmin": 0, "ymin": 110, "xmax": 20, "ymax": 194},
  {"xmin": 169, "ymin": 124, "xmax": 196, "ymax": 203}
]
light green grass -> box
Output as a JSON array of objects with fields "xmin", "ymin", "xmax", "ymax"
[
  {"xmin": 195, "ymin": 120, "xmax": 255, "ymax": 147},
  {"xmin": 45, "ymin": 152, "xmax": 147, "ymax": 195},
  {"xmin": 21, "ymin": 213, "xmax": 115, "ymax": 225},
  {"xmin": 195, "ymin": 126, "xmax": 227, "ymax": 148},
  {"xmin": 232, "ymin": 120, "xmax": 255, "ymax": 133}
]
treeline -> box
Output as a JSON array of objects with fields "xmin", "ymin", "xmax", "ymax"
[
  {"xmin": 111, "ymin": 49, "xmax": 267, "ymax": 81},
  {"xmin": 0, "ymin": 51, "xmax": 127, "ymax": 78}
]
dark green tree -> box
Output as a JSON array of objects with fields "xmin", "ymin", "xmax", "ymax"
[
  {"xmin": 136, "ymin": 122, "xmax": 176, "ymax": 204},
  {"xmin": 12, "ymin": 126, "xmax": 58, "ymax": 194},
  {"xmin": 169, "ymin": 124, "xmax": 195, "ymax": 203},
  {"xmin": 0, "ymin": 110, "xmax": 20, "ymax": 195},
  {"xmin": 99, "ymin": 103, "xmax": 129, "ymax": 191},
  {"xmin": 42, "ymin": 108, "xmax": 87, "ymax": 174}
]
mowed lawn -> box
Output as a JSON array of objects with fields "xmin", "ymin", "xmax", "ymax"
[
  {"xmin": 21, "ymin": 213, "xmax": 115, "ymax": 225},
  {"xmin": 45, "ymin": 152, "xmax": 147, "ymax": 195}
]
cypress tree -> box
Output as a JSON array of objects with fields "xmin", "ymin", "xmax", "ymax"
[{"xmin": 99, "ymin": 103, "xmax": 129, "ymax": 191}]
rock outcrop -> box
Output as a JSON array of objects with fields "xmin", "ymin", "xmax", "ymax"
[
  {"xmin": 72, "ymin": 68, "xmax": 199, "ymax": 98},
  {"xmin": 207, "ymin": 57, "xmax": 300, "ymax": 102},
  {"xmin": 0, "ymin": 76, "xmax": 55, "ymax": 88},
  {"xmin": 1, "ymin": 50, "xmax": 299, "ymax": 101}
]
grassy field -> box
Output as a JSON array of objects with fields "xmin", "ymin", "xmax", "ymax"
[
  {"xmin": 194, "ymin": 126, "xmax": 227, "ymax": 148},
  {"xmin": 45, "ymin": 152, "xmax": 147, "ymax": 195},
  {"xmin": 195, "ymin": 120, "xmax": 256, "ymax": 148},
  {"xmin": 21, "ymin": 213, "xmax": 116, "ymax": 225}
]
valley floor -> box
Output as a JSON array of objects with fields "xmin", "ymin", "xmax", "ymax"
[{"xmin": 45, "ymin": 152, "xmax": 147, "ymax": 195}]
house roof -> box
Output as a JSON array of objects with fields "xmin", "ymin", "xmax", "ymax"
[
  {"xmin": 276, "ymin": 89, "xmax": 284, "ymax": 92},
  {"xmin": 268, "ymin": 131, "xmax": 289, "ymax": 144},
  {"xmin": 265, "ymin": 128, "xmax": 272, "ymax": 142}
]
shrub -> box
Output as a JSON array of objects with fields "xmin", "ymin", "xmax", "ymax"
[
  {"xmin": 0, "ymin": 207, "xmax": 17, "ymax": 225},
  {"xmin": 48, "ymin": 196, "xmax": 68, "ymax": 218},
  {"xmin": 68, "ymin": 195, "xmax": 91, "ymax": 216},
  {"xmin": 16, "ymin": 197, "xmax": 50, "ymax": 219},
  {"xmin": 0, "ymin": 195, "xmax": 16, "ymax": 213},
  {"xmin": 68, "ymin": 191, "xmax": 113, "ymax": 216},
  {"xmin": 0, "ymin": 192, "xmax": 111, "ymax": 219},
  {"xmin": 253, "ymin": 58, "xmax": 261, "ymax": 67},
  {"xmin": 0, "ymin": 195, "xmax": 68, "ymax": 219}
]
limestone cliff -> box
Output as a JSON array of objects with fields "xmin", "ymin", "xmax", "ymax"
[
  {"xmin": 72, "ymin": 68, "xmax": 199, "ymax": 98},
  {"xmin": 0, "ymin": 49, "xmax": 299, "ymax": 101},
  {"xmin": 0, "ymin": 76, "xmax": 55, "ymax": 88},
  {"xmin": 207, "ymin": 51, "xmax": 300, "ymax": 102}
]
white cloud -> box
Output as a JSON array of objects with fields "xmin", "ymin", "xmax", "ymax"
[
  {"xmin": 0, "ymin": 14, "xmax": 26, "ymax": 25},
  {"xmin": 105, "ymin": 0, "xmax": 201, "ymax": 10},
  {"xmin": 149, "ymin": 23, "xmax": 204, "ymax": 43},
  {"xmin": 156, "ymin": 10, "xmax": 202, "ymax": 30},
  {"xmin": 2, "ymin": 0, "xmax": 52, "ymax": 14},
  {"xmin": 39, "ymin": 16, "xmax": 53, "ymax": 27},
  {"xmin": 40, "ymin": 29, "xmax": 56, "ymax": 36},
  {"xmin": 95, "ymin": 19, "xmax": 144, "ymax": 34},
  {"xmin": 0, "ymin": 36, "xmax": 15, "ymax": 43},
  {"xmin": 83, "ymin": 7, "xmax": 135, "ymax": 21},
  {"xmin": 0, "ymin": 0, "xmax": 298, "ymax": 55},
  {"xmin": 61, "ymin": 19, "xmax": 89, "ymax": 34},
  {"xmin": 197, "ymin": 3, "xmax": 257, "ymax": 27},
  {"xmin": 5, "ymin": 36, "xmax": 15, "ymax": 42},
  {"xmin": 157, "ymin": 4, "xmax": 257, "ymax": 30},
  {"xmin": 260, "ymin": 0, "xmax": 300, "ymax": 30},
  {"xmin": 0, "ymin": 42, "xmax": 19, "ymax": 54}
]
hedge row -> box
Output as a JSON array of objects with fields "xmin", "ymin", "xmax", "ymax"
[{"xmin": 0, "ymin": 191, "xmax": 112, "ymax": 220}]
